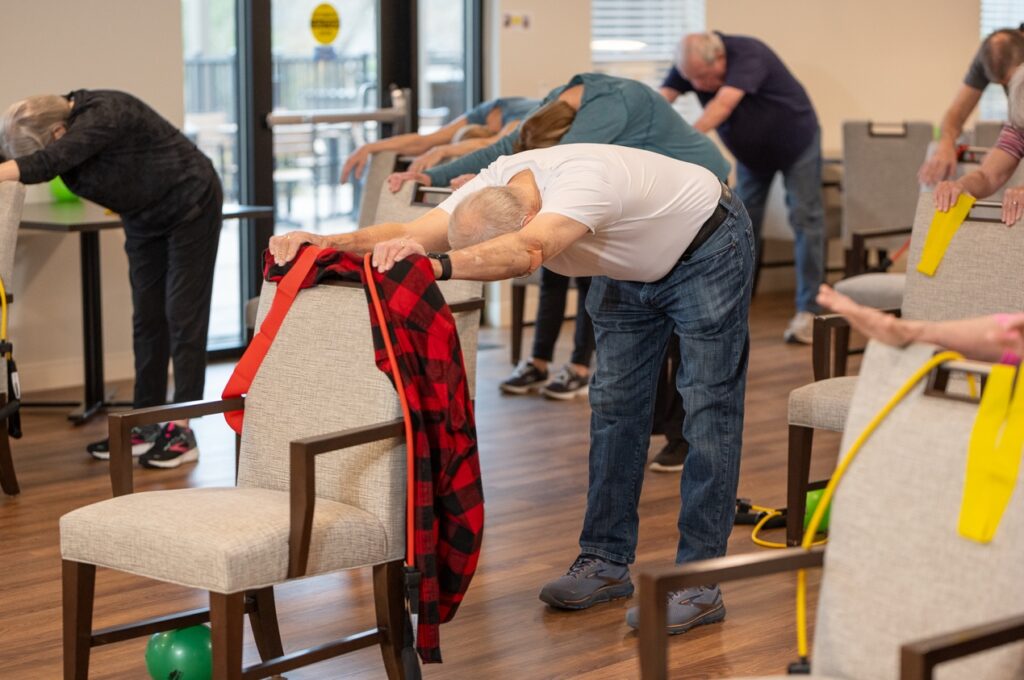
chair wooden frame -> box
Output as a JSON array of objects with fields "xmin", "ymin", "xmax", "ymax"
[
  {"xmin": 637, "ymin": 547, "xmax": 1024, "ymax": 680},
  {"xmin": 64, "ymin": 294, "xmax": 482, "ymax": 678}
]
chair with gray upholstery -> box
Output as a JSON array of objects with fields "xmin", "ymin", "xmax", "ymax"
[
  {"xmin": 60, "ymin": 276, "xmax": 483, "ymax": 679},
  {"xmin": 641, "ymin": 341, "xmax": 1024, "ymax": 680},
  {"xmin": 786, "ymin": 192, "xmax": 1024, "ymax": 545},
  {"xmin": 0, "ymin": 182, "xmax": 25, "ymax": 496}
]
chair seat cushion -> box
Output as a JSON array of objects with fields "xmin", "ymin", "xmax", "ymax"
[
  {"xmin": 788, "ymin": 376, "xmax": 858, "ymax": 431},
  {"xmin": 834, "ymin": 273, "xmax": 905, "ymax": 310},
  {"xmin": 60, "ymin": 487, "xmax": 396, "ymax": 593}
]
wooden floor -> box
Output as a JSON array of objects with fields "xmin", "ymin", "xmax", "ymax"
[{"xmin": 0, "ymin": 291, "xmax": 847, "ymax": 679}]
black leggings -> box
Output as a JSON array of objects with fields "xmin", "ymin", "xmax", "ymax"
[
  {"xmin": 124, "ymin": 179, "xmax": 222, "ymax": 408},
  {"xmin": 531, "ymin": 267, "xmax": 595, "ymax": 367}
]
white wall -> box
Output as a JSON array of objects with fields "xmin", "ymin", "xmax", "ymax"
[
  {"xmin": 2, "ymin": 0, "xmax": 184, "ymax": 391},
  {"xmin": 706, "ymin": 0, "xmax": 982, "ymax": 155}
]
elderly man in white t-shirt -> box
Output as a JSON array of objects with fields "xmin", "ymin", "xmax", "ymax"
[{"xmin": 269, "ymin": 143, "xmax": 755, "ymax": 635}]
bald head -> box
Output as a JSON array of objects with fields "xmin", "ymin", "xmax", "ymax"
[
  {"xmin": 982, "ymin": 28, "xmax": 1024, "ymax": 85},
  {"xmin": 678, "ymin": 32, "xmax": 727, "ymax": 92},
  {"xmin": 448, "ymin": 186, "xmax": 530, "ymax": 250}
]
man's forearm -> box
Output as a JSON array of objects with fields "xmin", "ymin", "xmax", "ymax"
[
  {"xmin": 693, "ymin": 99, "xmax": 732, "ymax": 134},
  {"xmin": 324, "ymin": 221, "xmax": 446, "ymax": 254},
  {"xmin": 447, "ymin": 234, "xmax": 542, "ymax": 282}
]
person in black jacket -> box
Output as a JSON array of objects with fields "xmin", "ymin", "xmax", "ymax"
[{"xmin": 0, "ymin": 90, "xmax": 222, "ymax": 468}]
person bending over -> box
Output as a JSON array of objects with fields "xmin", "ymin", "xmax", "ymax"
[
  {"xmin": 919, "ymin": 27, "xmax": 1024, "ymax": 185},
  {"xmin": 270, "ymin": 143, "xmax": 754, "ymax": 636},
  {"xmin": 0, "ymin": 90, "xmax": 222, "ymax": 468},
  {"xmin": 934, "ymin": 67, "xmax": 1024, "ymax": 223},
  {"xmin": 340, "ymin": 96, "xmax": 538, "ymax": 182}
]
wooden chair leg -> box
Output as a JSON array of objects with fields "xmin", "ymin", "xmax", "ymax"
[
  {"xmin": 834, "ymin": 324, "xmax": 852, "ymax": 377},
  {"xmin": 374, "ymin": 560, "xmax": 416, "ymax": 680},
  {"xmin": 0, "ymin": 394, "xmax": 18, "ymax": 496},
  {"xmin": 62, "ymin": 560, "xmax": 95, "ymax": 680},
  {"xmin": 0, "ymin": 426, "xmax": 18, "ymax": 496},
  {"xmin": 210, "ymin": 591, "xmax": 244, "ymax": 680},
  {"xmin": 786, "ymin": 425, "xmax": 815, "ymax": 547},
  {"xmin": 246, "ymin": 587, "xmax": 284, "ymax": 662},
  {"xmin": 511, "ymin": 283, "xmax": 526, "ymax": 365}
]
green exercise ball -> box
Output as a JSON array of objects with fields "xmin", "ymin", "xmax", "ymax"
[
  {"xmin": 803, "ymin": 488, "xmax": 831, "ymax": 533},
  {"xmin": 145, "ymin": 625, "xmax": 212, "ymax": 680},
  {"xmin": 49, "ymin": 176, "xmax": 79, "ymax": 203}
]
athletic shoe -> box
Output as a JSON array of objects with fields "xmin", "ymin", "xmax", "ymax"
[
  {"xmin": 538, "ymin": 555, "xmax": 633, "ymax": 610},
  {"xmin": 625, "ymin": 584, "xmax": 726, "ymax": 634},
  {"xmin": 648, "ymin": 439, "xmax": 689, "ymax": 473},
  {"xmin": 86, "ymin": 424, "xmax": 163, "ymax": 461},
  {"xmin": 500, "ymin": 361, "xmax": 549, "ymax": 394},
  {"xmin": 138, "ymin": 423, "xmax": 199, "ymax": 469},
  {"xmin": 541, "ymin": 364, "xmax": 590, "ymax": 400},
  {"xmin": 784, "ymin": 311, "xmax": 815, "ymax": 345}
]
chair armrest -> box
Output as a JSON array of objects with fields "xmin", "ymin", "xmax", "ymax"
[
  {"xmin": 108, "ymin": 397, "xmax": 245, "ymax": 497},
  {"xmin": 287, "ymin": 417, "xmax": 405, "ymax": 578},
  {"xmin": 639, "ymin": 548, "xmax": 824, "ymax": 680},
  {"xmin": 900, "ymin": 613, "xmax": 1024, "ymax": 680},
  {"xmin": 849, "ymin": 226, "xmax": 912, "ymax": 276}
]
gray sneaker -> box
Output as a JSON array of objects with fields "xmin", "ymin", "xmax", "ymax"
[
  {"xmin": 539, "ymin": 555, "xmax": 633, "ymax": 610},
  {"xmin": 625, "ymin": 584, "xmax": 726, "ymax": 634}
]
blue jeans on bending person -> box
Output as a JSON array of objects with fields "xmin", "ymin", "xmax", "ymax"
[
  {"xmin": 735, "ymin": 127, "xmax": 825, "ymax": 313},
  {"xmin": 579, "ymin": 190, "xmax": 754, "ymax": 565}
]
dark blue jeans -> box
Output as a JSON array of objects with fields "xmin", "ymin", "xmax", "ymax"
[
  {"xmin": 736, "ymin": 128, "xmax": 825, "ymax": 313},
  {"xmin": 579, "ymin": 190, "xmax": 754, "ymax": 565}
]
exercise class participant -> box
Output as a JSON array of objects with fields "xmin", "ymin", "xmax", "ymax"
[
  {"xmin": 662, "ymin": 31, "xmax": 824, "ymax": 344},
  {"xmin": 0, "ymin": 90, "xmax": 222, "ymax": 468},
  {"xmin": 341, "ymin": 96, "xmax": 539, "ymax": 182},
  {"xmin": 919, "ymin": 27, "xmax": 1024, "ymax": 185},
  {"xmin": 270, "ymin": 142, "xmax": 754, "ymax": 635}
]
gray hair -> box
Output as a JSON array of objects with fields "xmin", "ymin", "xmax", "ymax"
[
  {"xmin": 681, "ymin": 32, "xmax": 725, "ymax": 67},
  {"xmin": 982, "ymin": 28, "xmax": 1024, "ymax": 84},
  {"xmin": 1009, "ymin": 66, "xmax": 1024, "ymax": 130},
  {"xmin": 0, "ymin": 95, "xmax": 70, "ymax": 159},
  {"xmin": 449, "ymin": 186, "xmax": 528, "ymax": 249}
]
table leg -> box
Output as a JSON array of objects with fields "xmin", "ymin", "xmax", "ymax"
[{"xmin": 69, "ymin": 231, "xmax": 106, "ymax": 424}]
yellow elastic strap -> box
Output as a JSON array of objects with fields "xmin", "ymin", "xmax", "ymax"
[
  {"xmin": 795, "ymin": 351, "xmax": 964, "ymax": 660},
  {"xmin": 916, "ymin": 194, "xmax": 975, "ymax": 276},
  {"xmin": 959, "ymin": 364, "xmax": 1024, "ymax": 543},
  {"xmin": 0, "ymin": 274, "xmax": 8, "ymax": 359}
]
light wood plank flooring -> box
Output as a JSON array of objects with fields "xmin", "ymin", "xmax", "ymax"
[{"xmin": 0, "ymin": 291, "xmax": 846, "ymax": 679}]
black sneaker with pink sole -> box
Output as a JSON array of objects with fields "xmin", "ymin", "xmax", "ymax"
[{"xmin": 139, "ymin": 422, "xmax": 199, "ymax": 469}]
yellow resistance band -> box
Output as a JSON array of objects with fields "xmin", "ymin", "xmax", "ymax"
[
  {"xmin": 959, "ymin": 364, "xmax": 1024, "ymax": 543},
  {"xmin": 916, "ymin": 194, "xmax": 975, "ymax": 276},
  {"xmin": 795, "ymin": 351, "xmax": 965, "ymax": 664}
]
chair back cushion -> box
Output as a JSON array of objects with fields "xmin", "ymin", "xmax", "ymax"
[
  {"xmin": 0, "ymin": 183, "xmax": 26, "ymax": 394},
  {"xmin": 902, "ymin": 191, "xmax": 1024, "ymax": 321},
  {"xmin": 812, "ymin": 341, "xmax": 1024, "ymax": 679},
  {"xmin": 238, "ymin": 276, "xmax": 482, "ymax": 551},
  {"xmin": 357, "ymin": 151, "xmax": 449, "ymax": 227},
  {"xmin": 841, "ymin": 121, "xmax": 933, "ymax": 246}
]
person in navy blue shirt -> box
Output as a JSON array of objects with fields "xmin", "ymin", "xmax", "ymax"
[{"xmin": 661, "ymin": 31, "xmax": 824, "ymax": 344}]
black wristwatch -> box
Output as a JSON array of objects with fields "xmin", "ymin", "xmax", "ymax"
[{"xmin": 427, "ymin": 252, "xmax": 452, "ymax": 281}]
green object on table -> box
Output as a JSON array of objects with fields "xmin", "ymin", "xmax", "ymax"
[
  {"xmin": 49, "ymin": 176, "xmax": 79, "ymax": 203},
  {"xmin": 145, "ymin": 625, "xmax": 212, "ymax": 680},
  {"xmin": 803, "ymin": 488, "xmax": 831, "ymax": 533}
]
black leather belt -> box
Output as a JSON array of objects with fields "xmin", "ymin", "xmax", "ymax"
[{"xmin": 681, "ymin": 183, "xmax": 733, "ymax": 261}]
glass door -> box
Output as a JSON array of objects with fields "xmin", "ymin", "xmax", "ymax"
[{"xmin": 270, "ymin": 0, "xmax": 380, "ymax": 235}]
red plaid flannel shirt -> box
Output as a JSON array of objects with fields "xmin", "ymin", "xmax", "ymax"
[{"xmin": 265, "ymin": 247, "xmax": 484, "ymax": 663}]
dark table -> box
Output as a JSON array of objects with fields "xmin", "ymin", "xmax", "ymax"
[{"xmin": 19, "ymin": 201, "xmax": 273, "ymax": 424}]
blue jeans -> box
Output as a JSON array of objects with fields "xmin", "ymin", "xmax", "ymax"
[
  {"xmin": 579, "ymin": 190, "xmax": 754, "ymax": 565},
  {"xmin": 735, "ymin": 128, "xmax": 825, "ymax": 313}
]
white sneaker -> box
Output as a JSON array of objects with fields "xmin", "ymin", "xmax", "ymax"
[{"xmin": 784, "ymin": 311, "xmax": 815, "ymax": 345}]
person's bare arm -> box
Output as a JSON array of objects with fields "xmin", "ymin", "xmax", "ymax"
[
  {"xmin": 660, "ymin": 86, "xmax": 681, "ymax": 103},
  {"xmin": 268, "ymin": 208, "xmax": 451, "ymax": 265},
  {"xmin": 408, "ymin": 126, "xmax": 518, "ymax": 173},
  {"xmin": 692, "ymin": 86, "xmax": 745, "ymax": 133},
  {"xmin": 934, "ymin": 148, "xmax": 1020, "ymax": 212},
  {"xmin": 341, "ymin": 118, "xmax": 467, "ymax": 182},
  {"xmin": 372, "ymin": 212, "xmax": 591, "ymax": 281},
  {"xmin": 918, "ymin": 85, "xmax": 984, "ymax": 185},
  {"xmin": 0, "ymin": 160, "xmax": 20, "ymax": 183}
]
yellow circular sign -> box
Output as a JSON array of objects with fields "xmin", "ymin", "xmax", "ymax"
[{"xmin": 311, "ymin": 4, "xmax": 340, "ymax": 45}]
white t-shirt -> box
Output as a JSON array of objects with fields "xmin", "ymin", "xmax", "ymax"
[{"xmin": 436, "ymin": 143, "xmax": 722, "ymax": 282}]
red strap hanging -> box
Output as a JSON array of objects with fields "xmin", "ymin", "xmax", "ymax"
[{"xmin": 221, "ymin": 246, "xmax": 323, "ymax": 433}]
